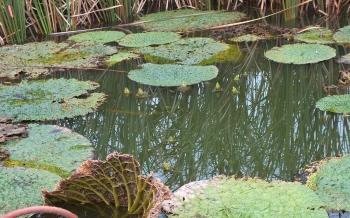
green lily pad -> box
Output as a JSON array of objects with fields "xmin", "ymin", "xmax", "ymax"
[
  {"xmin": 333, "ymin": 25, "xmax": 350, "ymax": 44},
  {"xmin": 2, "ymin": 124, "xmax": 94, "ymax": 176},
  {"xmin": 68, "ymin": 30, "xmax": 126, "ymax": 43},
  {"xmin": 128, "ymin": 63, "xmax": 218, "ymax": 86},
  {"xmin": 0, "ymin": 78, "xmax": 105, "ymax": 121},
  {"xmin": 105, "ymin": 52, "xmax": 138, "ymax": 65},
  {"xmin": 229, "ymin": 34, "xmax": 264, "ymax": 42},
  {"xmin": 337, "ymin": 53, "xmax": 350, "ymax": 64},
  {"xmin": 118, "ymin": 32, "xmax": 181, "ymax": 47},
  {"xmin": 316, "ymin": 94, "xmax": 350, "ymax": 114},
  {"xmin": 0, "ymin": 41, "xmax": 118, "ymax": 78},
  {"xmin": 0, "ymin": 166, "xmax": 62, "ymax": 216},
  {"xmin": 140, "ymin": 9, "xmax": 246, "ymax": 32},
  {"xmin": 264, "ymin": 44, "xmax": 336, "ymax": 64},
  {"xmin": 306, "ymin": 155, "xmax": 350, "ymax": 211},
  {"xmin": 169, "ymin": 176, "xmax": 327, "ymax": 217},
  {"xmin": 295, "ymin": 29, "xmax": 334, "ymax": 44},
  {"xmin": 138, "ymin": 38, "xmax": 230, "ymax": 65}
]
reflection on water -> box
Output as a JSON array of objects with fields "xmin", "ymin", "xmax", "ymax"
[{"xmin": 43, "ymin": 38, "xmax": 350, "ymax": 192}]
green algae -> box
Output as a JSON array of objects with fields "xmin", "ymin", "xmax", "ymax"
[
  {"xmin": 140, "ymin": 9, "xmax": 246, "ymax": 32},
  {"xmin": 264, "ymin": 43, "xmax": 336, "ymax": 64},
  {"xmin": 295, "ymin": 28, "xmax": 334, "ymax": 44},
  {"xmin": 316, "ymin": 94, "xmax": 350, "ymax": 114},
  {"xmin": 306, "ymin": 155, "xmax": 350, "ymax": 211},
  {"xmin": 0, "ymin": 78, "xmax": 105, "ymax": 121},
  {"xmin": 172, "ymin": 177, "xmax": 327, "ymax": 218},
  {"xmin": 128, "ymin": 63, "xmax": 218, "ymax": 86},
  {"xmin": 68, "ymin": 30, "xmax": 126, "ymax": 43},
  {"xmin": 118, "ymin": 32, "xmax": 181, "ymax": 47}
]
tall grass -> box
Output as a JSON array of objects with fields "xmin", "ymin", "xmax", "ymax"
[{"xmin": 0, "ymin": 0, "xmax": 349, "ymax": 45}]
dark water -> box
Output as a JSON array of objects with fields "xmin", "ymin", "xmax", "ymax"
[{"xmin": 25, "ymin": 10, "xmax": 350, "ymax": 217}]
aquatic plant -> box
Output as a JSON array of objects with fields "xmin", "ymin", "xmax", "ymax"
[
  {"xmin": 136, "ymin": 88, "xmax": 149, "ymax": 98},
  {"xmin": 105, "ymin": 52, "xmax": 138, "ymax": 66},
  {"xmin": 338, "ymin": 53, "xmax": 350, "ymax": 64},
  {"xmin": 118, "ymin": 32, "xmax": 181, "ymax": 47},
  {"xmin": 168, "ymin": 176, "xmax": 327, "ymax": 217},
  {"xmin": 2, "ymin": 206, "xmax": 77, "ymax": 218},
  {"xmin": 0, "ymin": 78, "xmax": 105, "ymax": 121},
  {"xmin": 128, "ymin": 63, "xmax": 218, "ymax": 86},
  {"xmin": 316, "ymin": 94, "xmax": 350, "ymax": 114},
  {"xmin": 138, "ymin": 38, "xmax": 232, "ymax": 65},
  {"xmin": 333, "ymin": 25, "xmax": 350, "ymax": 45},
  {"xmin": 295, "ymin": 28, "xmax": 334, "ymax": 44},
  {"xmin": 264, "ymin": 44, "xmax": 336, "ymax": 64},
  {"xmin": 0, "ymin": 124, "xmax": 94, "ymax": 215},
  {"xmin": 0, "ymin": 41, "xmax": 118, "ymax": 78},
  {"xmin": 42, "ymin": 152, "xmax": 174, "ymax": 217},
  {"xmin": 68, "ymin": 30, "xmax": 126, "ymax": 43},
  {"xmin": 305, "ymin": 155, "xmax": 350, "ymax": 211},
  {"xmin": 139, "ymin": 9, "xmax": 246, "ymax": 32},
  {"xmin": 229, "ymin": 34, "xmax": 264, "ymax": 42}
]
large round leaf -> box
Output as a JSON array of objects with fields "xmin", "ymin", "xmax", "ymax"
[
  {"xmin": 140, "ymin": 9, "xmax": 246, "ymax": 32},
  {"xmin": 264, "ymin": 44, "xmax": 335, "ymax": 64},
  {"xmin": 316, "ymin": 94, "xmax": 350, "ymax": 114},
  {"xmin": 0, "ymin": 78, "xmax": 105, "ymax": 121},
  {"xmin": 118, "ymin": 32, "xmax": 181, "ymax": 47},
  {"xmin": 295, "ymin": 29, "xmax": 334, "ymax": 44},
  {"xmin": 128, "ymin": 63, "xmax": 218, "ymax": 86},
  {"xmin": 333, "ymin": 25, "xmax": 350, "ymax": 44},
  {"xmin": 137, "ymin": 38, "xmax": 231, "ymax": 65},
  {"xmin": 68, "ymin": 30, "xmax": 126, "ymax": 43}
]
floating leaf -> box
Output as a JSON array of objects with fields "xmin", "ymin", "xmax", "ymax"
[
  {"xmin": 264, "ymin": 44, "xmax": 335, "ymax": 64},
  {"xmin": 128, "ymin": 63, "xmax": 218, "ymax": 87},
  {"xmin": 337, "ymin": 53, "xmax": 350, "ymax": 64},
  {"xmin": 0, "ymin": 78, "xmax": 105, "ymax": 121},
  {"xmin": 0, "ymin": 41, "xmax": 118, "ymax": 78},
  {"xmin": 105, "ymin": 52, "xmax": 138, "ymax": 65},
  {"xmin": 2, "ymin": 124, "xmax": 94, "ymax": 176},
  {"xmin": 333, "ymin": 25, "xmax": 350, "ymax": 44},
  {"xmin": 140, "ymin": 9, "xmax": 246, "ymax": 32},
  {"xmin": 305, "ymin": 155, "xmax": 350, "ymax": 211},
  {"xmin": 42, "ymin": 152, "xmax": 173, "ymax": 217},
  {"xmin": 138, "ymin": 38, "xmax": 231, "ymax": 65},
  {"xmin": 0, "ymin": 166, "xmax": 62, "ymax": 216},
  {"xmin": 166, "ymin": 176, "xmax": 327, "ymax": 217},
  {"xmin": 316, "ymin": 94, "xmax": 350, "ymax": 114},
  {"xmin": 229, "ymin": 34, "xmax": 264, "ymax": 42},
  {"xmin": 295, "ymin": 29, "xmax": 334, "ymax": 44},
  {"xmin": 68, "ymin": 30, "xmax": 126, "ymax": 43},
  {"xmin": 118, "ymin": 32, "xmax": 181, "ymax": 47}
]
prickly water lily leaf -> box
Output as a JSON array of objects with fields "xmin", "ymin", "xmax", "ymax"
[
  {"xmin": 229, "ymin": 34, "xmax": 264, "ymax": 42},
  {"xmin": 140, "ymin": 9, "xmax": 246, "ymax": 32},
  {"xmin": 264, "ymin": 44, "xmax": 335, "ymax": 64},
  {"xmin": 333, "ymin": 25, "xmax": 350, "ymax": 44},
  {"xmin": 295, "ymin": 29, "xmax": 334, "ymax": 44},
  {"xmin": 105, "ymin": 52, "xmax": 139, "ymax": 65},
  {"xmin": 0, "ymin": 78, "xmax": 105, "ymax": 121},
  {"xmin": 0, "ymin": 41, "xmax": 118, "ymax": 78},
  {"xmin": 128, "ymin": 63, "xmax": 218, "ymax": 86},
  {"xmin": 316, "ymin": 95, "xmax": 350, "ymax": 114},
  {"xmin": 305, "ymin": 155, "xmax": 350, "ymax": 211},
  {"xmin": 168, "ymin": 176, "xmax": 327, "ymax": 217},
  {"xmin": 2, "ymin": 124, "xmax": 94, "ymax": 177},
  {"xmin": 42, "ymin": 152, "xmax": 174, "ymax": 218},
  {"xmin": 337, "ymin": 53, "xmax": 350, "ymax": 64},
  {"xmin": 138, "ymin": 38, "xmax": 231, "ymax": 65},
  {"xmin": 68, "ymin": 30, "xmax": 126, "ymax": 43},
  {"xmin": 0, "ymin": 166, "xmax": 62, "ymax": 216},
  {"xmin": 118, "ymin": 32, "xmax": 181, "ymax": 47}
]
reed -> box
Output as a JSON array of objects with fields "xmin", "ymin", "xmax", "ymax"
[{"xmin": 0, "ymin": 0, "xmax": 349, "ymax": 45}]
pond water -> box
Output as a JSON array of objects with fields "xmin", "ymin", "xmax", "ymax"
[
  {"xmin": 41, "ymin": 14, "xmax": 350, "ymax": 192},
  {"xmin": 7, "ymin": 9, "xmax": 350, "ymax": 217}
]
